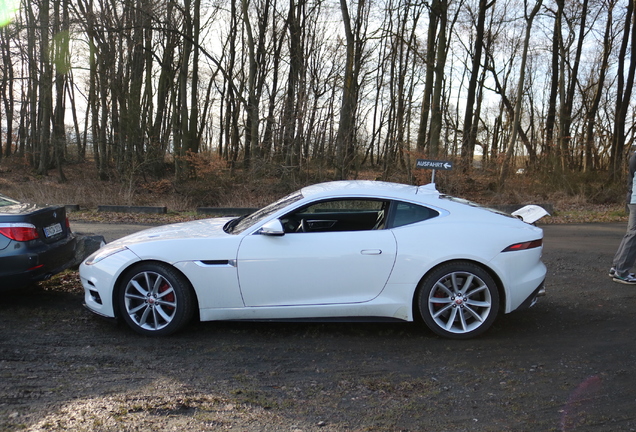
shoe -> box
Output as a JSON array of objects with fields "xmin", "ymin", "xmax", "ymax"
[
  {"xmin": 609, "ymin": 267, "xmax": 635, "ymax": 278},
  {"xmin": 613, "ymin": 274, "xmax": 636, "ymax": 285}
]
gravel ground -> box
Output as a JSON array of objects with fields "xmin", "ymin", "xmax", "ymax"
[{"xmin": 1, "ymin": 223, "xmax": 636, "ymax": 431}]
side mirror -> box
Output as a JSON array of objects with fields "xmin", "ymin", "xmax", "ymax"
[{"xmin": 258, "ymin": 219, "xmax": 285, "ymax": 236}]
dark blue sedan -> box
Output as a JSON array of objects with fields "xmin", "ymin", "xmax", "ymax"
[{"xmin": 0, "ymin": 193, "xmax": 77, "ymax": 290}]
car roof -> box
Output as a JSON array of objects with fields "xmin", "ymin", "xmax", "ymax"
[{"xmin": 300, "ymin": 180, "xmax": 439, "ymax": 201}]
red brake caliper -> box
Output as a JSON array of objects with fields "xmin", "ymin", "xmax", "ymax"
[
  {"xmin": 159, "ymin": 283, "xmax": 175, "ymax": 311},
  {"xmin": 432, "ymin": 289, "xmax": 445, "ymax": 310}
]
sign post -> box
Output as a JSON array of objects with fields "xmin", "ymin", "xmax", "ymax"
[{"xmin": 416, "ymin": 159, "xmax": 453, "ymax": 183}]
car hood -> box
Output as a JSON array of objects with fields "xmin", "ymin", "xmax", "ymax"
[{"xmin": 110, "ymin": 217, "xmax": 236, "ymax": 247}]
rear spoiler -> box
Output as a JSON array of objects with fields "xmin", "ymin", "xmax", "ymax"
[{"xmin": 511, "ymin": 205, "xmax": 550, "ymax": 224}]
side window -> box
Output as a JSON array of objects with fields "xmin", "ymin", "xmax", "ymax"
[
  {"xmin": 391, "ymin": 201, "xmax": 439, "ymax": 228},
  {"xmin": 280, "ymin": 199, "xmax": 388, "ymax": 233}
]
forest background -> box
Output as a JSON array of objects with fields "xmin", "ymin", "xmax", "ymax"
[{"xmin": 0, "ymin": 0, "xmax": 635, "ymax": 214}]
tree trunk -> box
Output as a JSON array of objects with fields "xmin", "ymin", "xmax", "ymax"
[
  {"xmin": 0, "ymin": 26, "xmax": 14, "ymax": 158},
  {"xmin": 584, "ymin": 0, "xmax": 614, "ymax": 172},
  {"xmin": 499, "ymin": 0, "xmax": 543, "ymax": 187},
  {"xmin": 37, "ymin": 0, "xmax": 52, "ymax": 176},
  {"xmin": 416, "ymin": 0, "xmax": 440, "ymax": 153},
  {"xmin": 460, "ymin": 0, "xmax": 494, "ymax": 172},
  {"xmin": 611, "ymin": 0, "xmax": 636, "ymax": 178},
  {"xmin": 336, "ymin": 0, "xmax": 365, "ymax": 179},
  {"xmin": 428, "ymin": 0, "xmax": 448, "ymax": 158},
  {"xmin": 559, "ymin": 0, "xmax": 588, "ymax": 170},
  {"xmin": 545, "ymin": 3, "xmax": 561, "ymax": 164}
]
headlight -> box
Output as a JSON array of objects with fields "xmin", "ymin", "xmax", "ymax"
[{"xmin": 84, "ymin": 245, "xmax": 128, "ymax": 265}]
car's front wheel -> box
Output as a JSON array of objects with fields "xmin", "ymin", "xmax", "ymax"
[
  {"xmin": 418, "ymin": 262, "xmax": 499, "ymax": 339},
  {"xmin": 118, "ymin": 262, "xmax": 195, "ymax": 336}
]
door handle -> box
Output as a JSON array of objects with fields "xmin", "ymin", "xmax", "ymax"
[{"xmin": 361, "ymin": 249, "xmax": 382, "ymax": 255}]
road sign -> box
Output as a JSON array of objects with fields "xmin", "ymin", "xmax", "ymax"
[
  {"xmin": 416, "ymin": 159, "xmax": 453, "ymax": 184},
  {"xmin": 416, "ymin": 159, "xmax": 453, "ymax": 170}
]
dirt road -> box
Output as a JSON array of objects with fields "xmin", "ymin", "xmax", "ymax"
[{"xmin": 1, "ymin": 223, "xmax": 635, "ymax": 431}]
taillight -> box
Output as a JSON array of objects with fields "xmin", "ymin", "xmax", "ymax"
[
  {"xmin": 66, "ymin": 217, "xmax": 71, "ymax": 232},
  {"xmin": 0, "ymin": 223, "xmax": 40, "ymax": 241},
  {"xmin": 502, "ymin": 239, "xmax": 542, "ymax": 252}
]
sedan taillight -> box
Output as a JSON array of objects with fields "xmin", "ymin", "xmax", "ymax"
[
  {"xmin": 0, "ymin": 223, "xmax": 40, "ymax": 241},
  {"xmin": 502, "ymin": 239, "xmax": 542, "ymax": 252}
]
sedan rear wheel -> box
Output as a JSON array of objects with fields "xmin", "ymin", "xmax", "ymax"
[
  {"xmin": 118, "ymin": 263, "xmax": 194, "ymax": 336},
  {"xmin": 418, "ymin": 262, "xmax": 499, "ymax": 339}
]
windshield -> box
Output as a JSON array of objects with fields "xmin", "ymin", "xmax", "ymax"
[{"xmin": 225, "ymin": 191, "xmax": 304, "ymax": 234}]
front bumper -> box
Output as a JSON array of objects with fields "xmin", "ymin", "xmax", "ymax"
[{"xmin": 80, "ymin": 247, "xmax": 141, "ymax": 319}]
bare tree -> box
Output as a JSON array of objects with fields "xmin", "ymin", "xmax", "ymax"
[
  {"xmin": 0, "ymin": 0, "xmax": 633, "ymax": 191},
  {"xmin": 336, "ymin": 0, "xmax": 368, "ymax": 179},
  {"xmin": 498, "ymin": 0, "xmax": 543, "ymax": 186},
  {"xmin": 610, "ymin": 0, "xmax": 636, "ymax": 177},
  {"xmin": 544, "ymin": 0, "xmax": 561, "ymax": 167},
  {"xmin": 460, "ymin": 0, "xmax": 495, "ymax": 172},
  {"xmin": 583, "ymin": 0, "xmax": 615, "ymax": 172},
  {"xmin": 427, "ymin": 0, "xmax": 451, "ymax": 159},
  {"xmin": 51, "ymin": 0, "xmax": 70, "ymax": 182},
  {"xmin": 0, "ymin": 24, "xmax": 15, "ymax": 159},
  {"xmin": 558, "ymin": 0, "xmax": 590, "ymax": 170}
]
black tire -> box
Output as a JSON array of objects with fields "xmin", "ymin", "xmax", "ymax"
[
  {"xmin": 417, "ymin": 261, "xmax": 499, "ymax": 339},
  {"xmin": 117, "ymin": 262, "xmax": 195, "ymax": 336}
]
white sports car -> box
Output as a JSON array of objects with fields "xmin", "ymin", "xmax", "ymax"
[{"xmin": 80, "ymin": 181, "xmax": 547, "ymax": 339}]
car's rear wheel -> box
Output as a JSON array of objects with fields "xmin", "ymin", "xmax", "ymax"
[
  {"xmin": 418, "ymin": 261, "xmax": 499, "ymax": 339},
  {"xmin": 118, "ymin": 262, "xmax": 194, "ymax": 336}
]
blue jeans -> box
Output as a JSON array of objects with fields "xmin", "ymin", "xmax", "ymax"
[{"xmin": 613, "ymin": 203, "xmax": 636, "ymax": 277}]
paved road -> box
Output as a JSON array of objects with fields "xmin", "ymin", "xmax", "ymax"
[{"xmin": 541, "ymin": 222, "xmax": 625, "ymax": 255}]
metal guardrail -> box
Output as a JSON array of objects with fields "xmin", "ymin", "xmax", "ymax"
[
  {"xmin": 97, "ymin": 205, "xmax": 167, "ymax": 214},
  {"xmin": 66, "ymin": 204, "xmax": 257, "ymax": 216},
  {"xmin": 196, "ymin": 207, "xmax": 257, "ymax": 216}
]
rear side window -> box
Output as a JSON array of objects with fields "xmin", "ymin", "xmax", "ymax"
[{"xmin": 391, "ymin": 201, "xmax": 439, "ymax": 228}]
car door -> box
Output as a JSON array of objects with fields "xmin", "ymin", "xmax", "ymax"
[{"xmin": 236, "ymin": 199, "xmax": 397, "ymax": 307}]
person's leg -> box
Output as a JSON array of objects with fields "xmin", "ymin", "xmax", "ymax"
[{"xmin": 614, "ymin": 203, "xmax": 636, "ymax": 278}]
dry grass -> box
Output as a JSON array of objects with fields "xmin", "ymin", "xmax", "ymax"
[{"xmin": 0, "ymin": 155, "xmax": 628, "ymax": 224}]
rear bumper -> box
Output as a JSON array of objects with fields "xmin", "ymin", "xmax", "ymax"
[
  {"xmin": 513, "ymin": 279, "xmax": 546, "ymax": 312},
  {"xmin": 0, "ymin": 235, "xmax": 78, "ymax": 290}
]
